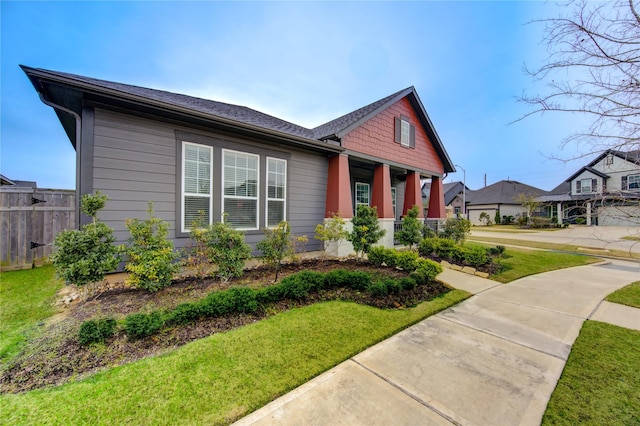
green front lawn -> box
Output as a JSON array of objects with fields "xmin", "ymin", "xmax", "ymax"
[
  {"xmin": 468, "ymin": 235, "xmax": 640, "ymax": 260},
  {"xmin": 543, "ymin": 321, "xmax": 640, "ymax": 425},
  {"xmin": 0, "ymin": 291, "xmax": 468, "ymax": 425},
  {"xmin": 465, "ymin": 242, "xmax": 598, "ymax": 283},
  {"xmin": 605, "ymin": 281, "xmax": 640, "ymax": 308},
  {"xmin": 0, "ymin": 266, "xmax": 63, "ymax": 361}
]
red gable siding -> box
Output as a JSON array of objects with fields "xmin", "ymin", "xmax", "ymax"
[{"xmin": 341, "ymin": 97, "xmax": 444, "ymax": 175}]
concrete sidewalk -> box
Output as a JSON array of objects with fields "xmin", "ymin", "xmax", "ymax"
[{"xmin": 234, "ymin": 260, "xmax": 639, "ymax": 426}]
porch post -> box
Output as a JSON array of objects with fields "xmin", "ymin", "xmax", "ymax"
[
  {"xmin": 372, "ymin": 164, "xmax": 395, "ymax": 248},
  {"xmin": 557, "ymin": 202, "xmax": 563, "ymax": 224},
  {"xmin": 325, "ymin": 154, "xmax": 353, "ymax": 219},
  {"xmin": 403, "ymin": 171, "xmax": 424, "ymax": 218},
  {"xmin": 324, "ymin": 154, "xmax": 354, "ymax": 257},
  {"xmin": 586, "ymin": 201, "xmax": 592, "ymax": 226},
  {"xmin": 426, "ymin": 176, "xmax": 445, "ymax": 219}
]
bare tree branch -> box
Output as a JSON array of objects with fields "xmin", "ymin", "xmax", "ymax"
[{"xmin": 516, "ymin": 0, "xmax": 640, "ymax": 157}]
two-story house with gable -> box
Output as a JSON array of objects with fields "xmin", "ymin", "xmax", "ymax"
[{"xmin": 538, "ymin": 150, "xmax": 640, "ymax": 226}]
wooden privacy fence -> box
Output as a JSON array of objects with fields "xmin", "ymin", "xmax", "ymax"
[{"xmin": 0, "ymin": 188, "xmax": 75, "ymax": 271}]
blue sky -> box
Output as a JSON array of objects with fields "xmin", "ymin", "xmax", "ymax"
[{"xmin": 2, "ymin": 1, "xmax": 593, "ymax": 191}]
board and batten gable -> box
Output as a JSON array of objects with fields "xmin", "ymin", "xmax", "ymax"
[
  {"xmin": 91, "ymin": 108, "xmax": 328, "ymax": 251},
  {"xmin": 341, "ymin": 97, "xmax": 445, "ymax": 176}
]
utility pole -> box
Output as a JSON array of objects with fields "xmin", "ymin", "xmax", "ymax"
[{"xmin": 455, "ymin": 164, "xmax": 466, "ymax": 219}]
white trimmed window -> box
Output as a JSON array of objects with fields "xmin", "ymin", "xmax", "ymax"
[
  {"xmin": 576, "ymin": 178, "xmax": 596, "ymax": 194},
  {"xmin": 629, "ymin": 174, "xmax": 640, "ymax": 190},
  {"xmin": 355, "ymin": 182, "xmax": 370, "ymax": 211},
  {"xmin": 182, "ymin": 142, "xmax": 212, "ymax": 232},
  {"xmin": 223, "ymin": 149, "xmax": 259, "ymax": 230},
  {"xmin": 267, "ymin": 157, "xmax": 287, "ymax": 227},
  {"xmin": 391, "ymin": 187, "xmax": 397, "ymax": 219},
  {"xmin": 400, "ymin": 120, "xmax": 410, "ymax": 147}
]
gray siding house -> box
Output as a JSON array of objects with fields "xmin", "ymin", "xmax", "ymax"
[{"xmin": 22, "ymin": 66, "xmax": 455, "ymax": 252}]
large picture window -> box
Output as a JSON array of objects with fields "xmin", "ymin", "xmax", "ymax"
[
  {"xmin": 182, "ymin": 142, "xmax": 212, "ymax": 232},
  {"xmin": 628, "ymin": 175, "xmax": 640, "ymax": 190},
  {"xmin": 267, "ymin": 157, "xmax": 287, "ymax": 227},
  {"xmin": 223, "ymin": 150, "xmax": 259, "ymax": 230}
]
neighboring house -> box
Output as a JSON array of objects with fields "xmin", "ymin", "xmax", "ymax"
[
  {"xmin": 537, "ymin": 150, "xmax": 640, "ymax": 226},
  {"xmin": 0, "ymin": 174, "xmax": 37, "ymax": 188},
  {"xmin": 422, "ymin": 181, "xmax": 466, "ymax": 218},
  {"xmin": 22, "ymin": 66, "xmax": 455, "ymax": 255},
  {"xmin": 465, "ymin": 180, "xmax": 548, "ymax": 225}
]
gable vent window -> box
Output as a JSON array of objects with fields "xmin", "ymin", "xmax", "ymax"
[
  {"xmin": 605, "ymin": 155, "xmax": 614, "ymax": 165},
  {"xmin": 394, "ymin": 116, "xmax": 415, "ymax": 148}
]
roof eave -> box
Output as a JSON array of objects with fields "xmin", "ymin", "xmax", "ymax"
[{"xmin": 21, "ymin": 66, "xmax": 344, "ymax": 155}]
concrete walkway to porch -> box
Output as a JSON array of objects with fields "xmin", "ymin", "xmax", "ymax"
[{"xmin": 234, "ymin": 259, "xmax": 640, "ymax": 426}]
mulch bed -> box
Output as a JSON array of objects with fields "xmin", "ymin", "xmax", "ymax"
[{"xmin": 1, "ymin": 258, "xmax": 451, "ymax": 394}]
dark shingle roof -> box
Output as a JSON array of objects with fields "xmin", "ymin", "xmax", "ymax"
[
  {"xmin": 39, "ymin": 69, "xmax": 316, "ymax": 139},
  {"xmin": 21, "ymin": 66, "xmax": 455, "ymax": 172},
  {"xmin": 312, "ymin": 88, "xmax": 412, "ymax": 140},
  {"xmin": 422, "ymin": 181, "xmax": 466, "ymax": 205},
  {"xmin": 466, "ymin": 180, "xmax": 547, "ymax": 205}
]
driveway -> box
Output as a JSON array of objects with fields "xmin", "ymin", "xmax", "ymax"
[
  {"xmin": 234, "ymin": 259, "xmax": 639, "ymax": 426},
  {"xmin": 470, "ymin": 225, "xmax": 640, "ymax": 255}
]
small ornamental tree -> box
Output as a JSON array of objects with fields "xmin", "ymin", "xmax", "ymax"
[
  {"xmin": 182, "ymin": 212, "xmax": 211, "ymax": 280},
  {"xmin": 314, "ymin": 213, "xmax": 348, "ymax": 260},
  {"xmin": 479, "ymin": 212, "xmax": 492, "ymax": 226},
  {"xmin": 257, "ymin": 221, "xmax": 293, "ymax": 282},
  {"xmin": 440, "ymin": 217, "xmax": 471, "ymax": 244},
  {"xmin": 494, "ymin": 210, "xmax": 501, "ymax": 226},
  {"xmin": 206, "ymin": 217, "xmax": 252, "ymax": 283},
  {"xmin": 51, "ymin": 191, "xmax": 120, "ymax": 287},
  {"xmin": 396, "ymin": 205, "xmax": 423, "ymax": 249},
  {"xmin": 120, "ymin": 203, "xmax": 178, "ymax": 292},
  {"xmin": 348, "ymin": 205, "xmax": 386, "ymax": 261}
]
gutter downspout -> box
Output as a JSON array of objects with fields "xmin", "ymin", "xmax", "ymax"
[{"xmin": 38, "ymin": 93, "xmax": 82, "ymax": 227}]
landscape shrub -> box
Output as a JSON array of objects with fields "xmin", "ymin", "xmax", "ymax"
[
  {"xmin": 418, "ymin": 238, "xmax": 439, "ymax": 257},
  {"xmin": 440, "ymin": 217, "xmax": 471, "ymax": 243},
  {"xmin": 324, "ymin": 269, "xmax": 351, "ymax": 288},
  {"xmin": 295, "ymin": 270, "xmax": 326, "ymax": 292},
  {"xmin": 463, "ymin": 246, "xmax": 488, "ymax": 267},
  {"xmin": 347, "ymin": 271, "xmax": 372, "ymax": 291},
  {"xmin": 257, "ymin": 221, "xmax": 295, "ymax": 281},
  {"xmin": 314, "ymin": 213, "xmax": 348, "ymax": 260},
  {"xmin": 434, "ymin": 238, "xmax": 458, "ymax": 259},
  {"xmin": 399, "ymin": 277, "xmax": 417, "ymax": 291},
  {"xmin": 166, "ymin": 302, "xmax": 202, "ymax": 326},
  {"xmin": 494, "ymin": 211, "xmax": 501, "ymax": 225},
  {"xmin": 121, "ymin": 204, "xmax": 178, "ymax": 292},
  {"xmin": 348, "ymin": 205, "xmax": 386, "ymax": 261},
  {"xmin": 422, "ymin": 226, "xmax": 437, "ymax": 239},
  {"xmin": 51, "ymin": 191, "xmax": 120, "ymax": 287},
  {"xmin": 367, "ymin": 280, "xmax": 389, "ymax": 297},
  {"xmin": 78, "ymin": 317, "xmax": 117, "ymax": 346},
  {"xmin": 226, "ymin": 287, "xmax": 258, "ymax": 313},
  {"xmin": 182, "ymin": 213, "xmax": 211, "ymax": 280},
  {"xmin": 125, "ymin": 312, "xmax": 164, "ymax": 339},
  {"xmin": 205, "ymin": 219, "xmax": 252, "ymax": 283},
  {"xmin": 278, "ymin": 275, "xmax": 310, "ymax": 300},
  {"xmin": 410, "ymin": 259, "xmax": 443, "ymax": 284},
  {"xmin": 395, "ymin": 250, "xmax": 420, "ymax": 272},
  {"xmin": 487, "ymin": 245, "xmax": 506, "ymax": 257},
  {"xmin": 367, "ymin": 246, "xmax": 389, "ymax": 267},
  {"xmin": 396, "ymin": 205, "xmax": 423, "ymax": 249}
]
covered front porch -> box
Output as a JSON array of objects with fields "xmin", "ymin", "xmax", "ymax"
[{"xmin": 324, "ymin": 153, "xmax": 446, "ymax": 255}]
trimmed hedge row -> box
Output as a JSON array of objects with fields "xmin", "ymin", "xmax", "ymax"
[
  {"xmin": 79, "ymin": 261, "xmax": 444, "ymax": 344},
  {"xmin": 418, "ymin": 238, "xmax": 488, "ymax": 267}
]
